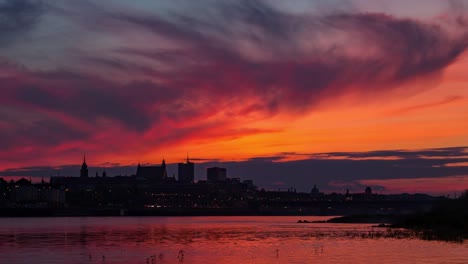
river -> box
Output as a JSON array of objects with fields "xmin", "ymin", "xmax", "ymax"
[{"xmin": 0, "ymin": 216, "xmax": 466, "ymax": 264}]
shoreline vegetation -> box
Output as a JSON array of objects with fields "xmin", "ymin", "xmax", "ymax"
[{"xmin": 299, "ymin": 191, "xmax": 468, "ymax": 242}]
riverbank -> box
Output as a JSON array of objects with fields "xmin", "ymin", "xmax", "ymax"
[
  {"xmin": 303, "ymin": 192, "xmax": 468, "ymax": 242},
  {"xmin": 0, "ymin": 207, "xmax": 342, "ymax": 217}
]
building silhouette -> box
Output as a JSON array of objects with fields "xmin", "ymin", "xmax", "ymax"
[
  {"xmin": 80, "ymin": 155, "xmax": 88, "ymax": 178},
  {"xmin": 207, "ymin": 167, "xmax": 227, "ymax": 182},
  {"xmin": 178, "ymin": 155, "xmax": 194, "ymax": 184},
  {"xmin": 136, "ymin": 159, "xmax": 167, "ymax": 182},
  {"xmin": 46, "ymin": 155, "xmax": 259, "ymax": 211},
  {"xmin": 311, "ymin": 184, "xmax": 319, "ymax": 195},
  {"xmin": 6, "ymin": 153, "xmax": 444, "ymax": 217}
]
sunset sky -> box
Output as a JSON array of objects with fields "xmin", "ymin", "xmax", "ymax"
[{"xmin": 1, "ymin": 0, "xmax": 467, "ymax": 195}]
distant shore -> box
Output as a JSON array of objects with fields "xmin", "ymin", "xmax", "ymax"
[
  {"xmin": 299, "ymin": 193, "xmax": 468, "ymax": 242},
  {"xmin": 0, "ymin": 207, "xmax": 343, "ymax": 217},
  {"xmin": 298, "ymin": 214, "xmax": 401, "ymax": 224}
]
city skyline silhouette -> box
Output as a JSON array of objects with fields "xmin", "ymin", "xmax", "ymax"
[{"xmin": 0, "ymin": 1, "xmax": 467, "ymax": 200}]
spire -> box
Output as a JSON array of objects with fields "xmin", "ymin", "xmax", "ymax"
[
  {"xmin": 162, "ymin": 157, "xmax": 167, "ymax": 179},
  {"xmin": 186, "ymin": 152, "xmax": 189, "ymax": 163},
  {"xmin": 82, "ymin": 153, "xmax": 87, "ymax": 167},
  {"xmin": 80, "ymin": 153, "xmax": 89, "ymax": 178}
]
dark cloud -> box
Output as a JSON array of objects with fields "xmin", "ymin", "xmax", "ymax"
[
  {"xmin": 0, "ymin": 117, "xmax": 89, "ymax": 150},
  {"xmin": 194, "ymin": 147, "xmax": 468, "ymax": 193},
  {"xmin": 3, "ymin": 147, "xmax": 467, "ymax": 193},
  {"xmin": 0, "ymin": 0, "xmax": 43, "ymax": 45},
  {"xmin": 0, "ymin": 164, "xmax": 137, "ymax": 179},
  {"xmin": 329, "ymin": 180, "xmax": 386, "ymax": 193},
  {"xmin": 104, "ymin": 0, "xmax": 468, "ymax": 115},
  {"xmin": 6, "ymin": 0, "xmax": 468, "ymax": 123},
  {"xmin": 0, "ymin": 68, "xmax": 177, "ymax": 133},
  {"xmin": 1, "ymin": 1, "xmax": 467, "ymax": 175},
  {"xmin": 317, "ymin": 146, "xmax": 468, "ymax": 159},
  {"xmin": 328, "ymin": 13, "xmax": 468, "ymax": 81}
]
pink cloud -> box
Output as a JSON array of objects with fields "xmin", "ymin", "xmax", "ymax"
[{"xmin": 1, "ymin": 1, "xmax": 468, "ymax": 170}]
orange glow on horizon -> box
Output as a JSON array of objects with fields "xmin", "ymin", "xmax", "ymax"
[{"xmin": 359, "ymin": 175, "xmax": 468, "ymax": 195}]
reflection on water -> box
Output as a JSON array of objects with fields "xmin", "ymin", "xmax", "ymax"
[{"xmin": 0, "ymin": 216, "xmax": 466, "ymax": 264}]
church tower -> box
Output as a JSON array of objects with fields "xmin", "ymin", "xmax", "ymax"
[
  {"xmin": 80, "ymin": 154, "xmax": 89, "ymax": 178},
  {"xmin": 162, "ymin": 158, "xmax": 167, "ymax": 179},
  {"xmin": 178, "ymin": 153, "xmax": 194, "ymax": 184}
]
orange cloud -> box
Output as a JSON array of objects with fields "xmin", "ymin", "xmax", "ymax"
[{"xmin": 1, "ymin": 1, "xmax": 468, "ymax": 178}]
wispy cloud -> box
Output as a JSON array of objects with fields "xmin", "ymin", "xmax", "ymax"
[
  {"xmin": 0, "ymin": 0, "xmax": 467, "ymax": 181},
  {"xmin": 0, "ymin": 0, "xmax": 44, "ymax": 46}
]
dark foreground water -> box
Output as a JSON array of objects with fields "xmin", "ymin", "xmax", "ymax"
[{"xmin": 0, "ymin": 216, "xmax": 466, "ymax": 264}]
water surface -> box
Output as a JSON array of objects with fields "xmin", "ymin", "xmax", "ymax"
[{"xmin": 0, "ymin": 216, "xmax": 466, "ymax": 264}]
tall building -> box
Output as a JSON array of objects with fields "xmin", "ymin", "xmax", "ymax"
[
  {"xmin": 207, "ymin": 167, "xmax": 227, "ymax": 182},
  {"xmin": 80, "ymin": 155, "xmax": 88, "ymax": 178},
  {"xmin": 178, "ymin": 155, "xmax": 194, "ymax": 184},
  {"xmin": 136, "ymin": 159, "xmax": 168, "ymax": 182}
]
